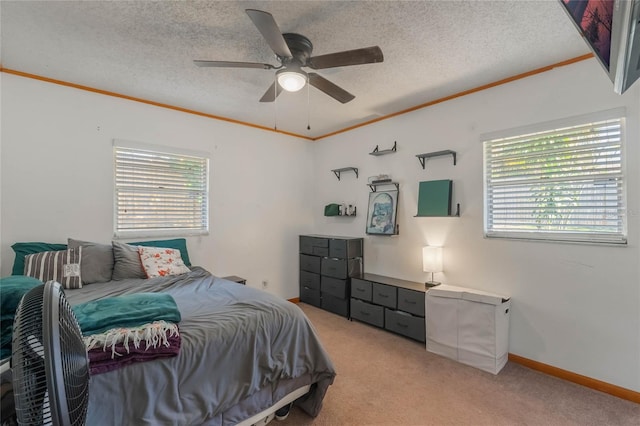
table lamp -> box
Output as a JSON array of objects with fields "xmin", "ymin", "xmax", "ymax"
[{"xmin": 423, "ymin": 246, "xmax": 443, "ymax": 286}]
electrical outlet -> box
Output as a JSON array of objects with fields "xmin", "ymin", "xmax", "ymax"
[{"xmin": 262, "ymin": 280, "xmax": 268, "ymax": 289}]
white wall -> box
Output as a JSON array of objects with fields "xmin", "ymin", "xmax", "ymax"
[
  {"xmin": 2, "ymin": 59, "xmax": 639, "ymax": 393},
  {"xmin": 309, "ymin": 58, "xmax": 640, "ymax": 392},
  {"xmin": 0, "ymin": 74, "xmax": 315, "ymax": 299}
]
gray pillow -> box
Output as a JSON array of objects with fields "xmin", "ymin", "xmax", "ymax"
[
  {"xmin": 68, "ymin": 238, "xmax": 114, "ymax": 284},
  {"xmin": 111, "ymin": 241, "xmax": 146, "ymax": 280}
]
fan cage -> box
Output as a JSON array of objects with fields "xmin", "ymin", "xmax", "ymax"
[{"xmin": 12, "ymin": 281, "xmax": 89, "ymax": 426}]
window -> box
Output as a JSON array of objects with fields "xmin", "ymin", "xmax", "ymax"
[
  {"xmin": 114, "ymin": 140, "xmax": 209, "ymax": 238},
  {"xmin": 483, "ymin": 109, "xmax": 626, "ymax": 244}
]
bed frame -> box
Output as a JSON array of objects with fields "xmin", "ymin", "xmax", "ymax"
[{"xmin": 238, "ymin": 385, "xmax": 311, "ymax": 426}]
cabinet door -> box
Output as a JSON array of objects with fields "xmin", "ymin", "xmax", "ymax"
[
  {"xmin": 321, "ymin": 294, "xmax": 349, "ymax": 317},
  {"xmin": 350, "ymin": 299, "xmax": 384, "ymax": 327},
  {"xmin": 321, "ymin": 258, "xmax": 347, "ymax": 279},
  {"xmin": 372, "ymin": 283, "xmax": 397, "ymax": 308},
  {"xmin": 300, "ymin": 254, "xmax": 321, "ymax": 273},
  {"xmin": 300, "ymin": 270, "xmax": 320, "ymax": 290},
  {"xmin": 300, "ymin": 286, "xmax": 321, "ymax": 307},
  {"xmin": 425, "ymin": 293, "xmax": 459, "ymax": 359},
  {"xmin": 397, "ymin": 288, "xmax": 425, "ymax": 317},
  {"xmin": 351, "ymin": 278, "xmax": 372, "ymax": 301},
  {"xmin": 300, "ymin": 236, "xmax": 328, "ymax": 256},
  {"xmin": 329, "ymin": 238, "xmax": 363, "ymax": 259},
  {"xmin": 385, "ymin": 309, "xmax": 425, "ymax": 342},
  {"xmin": 321, "ymin": 276, "xmax": 348, "ymax": 299}
]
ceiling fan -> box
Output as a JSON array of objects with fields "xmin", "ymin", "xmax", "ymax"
[{"xmin": 194, "ymin": 9, "xmax": 384, "ymax": 104}]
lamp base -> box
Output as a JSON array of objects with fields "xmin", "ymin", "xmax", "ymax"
[{"xmin": 425, "ymin": 281, "xmax": 441, "ymax": 288}]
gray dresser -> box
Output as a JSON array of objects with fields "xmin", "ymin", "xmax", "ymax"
[
  {"xmin": 351, "ymin": 273, "xmax": 435, "ymax": 342},
  {"xmin": 299, "ymin": 235, "xmax": 363, "ymax": 318}
]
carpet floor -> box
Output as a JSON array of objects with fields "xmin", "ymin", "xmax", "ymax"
[{"xmin": 280, "ymin": 303, "xmax": 640, "ymax": 426}]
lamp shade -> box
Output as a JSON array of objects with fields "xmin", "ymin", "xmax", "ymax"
[
  {"xmin": 277, "ymin": 69, "xmax": 307, "ymax": 92},
  {"xmin": 422, "ymin": 246, "xmax": 443, "ymax": 273}
]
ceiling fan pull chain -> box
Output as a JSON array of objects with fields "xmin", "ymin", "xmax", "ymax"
[
  {"xmin": 307, "ymin": 74, "xmax": 311, "ymax": 131},
  {"xmin": 274, "ymin": 74, "xmax": 278, "ymax": 130}
]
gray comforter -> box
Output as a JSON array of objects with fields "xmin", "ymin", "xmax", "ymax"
[{"xmin": 65, "ymin": 267, "xmax": 336, "ymax": 425}]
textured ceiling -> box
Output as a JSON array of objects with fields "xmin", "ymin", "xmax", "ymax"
[{"xmin": 0, "ymin": 1, "xmax": 591, "ymax": 139}]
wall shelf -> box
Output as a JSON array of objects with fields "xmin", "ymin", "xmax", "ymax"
[
  {"xmin": 370, "ymin": 141, "xmax": 397, "ymax": 156},
  {"xmin": 367, "ymin": 181, "xmax": 399, "ymax": 192},
  {"xmin": 416, "ymin": 150, "xmax": 457, "ymax": 169},
  {"xmin": 331, "ymin": 167, "xmax": 358, "ymax": 180},
  {"xmin": 338, "ymin": 206, "xmax": 357, "ymax": 217},
  {"xmin": 414, "ymin": 203, "xmax": 460, "ymax": 217},
  {"xmin": 326, "ymin": 204, "xmax": 357, "ymax": 217}
]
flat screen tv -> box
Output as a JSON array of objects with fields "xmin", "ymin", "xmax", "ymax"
[{"xmin": 559, "ymin": 0, "xmax": 640, "ymax": 94}]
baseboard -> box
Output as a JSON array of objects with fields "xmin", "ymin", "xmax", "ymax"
[
  {"xmin": 508, "ymin": 353, "xmax": 640, "ymax": 404},
  {"xmin": 292, "ymin": 302, "xmax": 637, "ymax": 401}
]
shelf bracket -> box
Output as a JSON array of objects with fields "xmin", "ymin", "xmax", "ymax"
[
  {"xmin": 367, "ymin": 182, "xmax": 399, "ymax": 192},
  {"xmin": 331, "ymin": 167, "xmax": 358, "ymax": 181},
  {"xmin": 416, "ymin": 150, "xmax": 457, "ymax": 169},
  {"xmin": 369, "ymin": 141, "xmax": 397, "ymax": 156}
]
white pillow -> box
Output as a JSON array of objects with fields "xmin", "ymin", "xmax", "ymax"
[{"xmin": 138, "ymin": 246, "xmax": 190, "ymax": 278}]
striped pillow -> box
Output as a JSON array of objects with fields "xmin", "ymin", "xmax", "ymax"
[{"xmin": 24, "ymin": 247, "xmax": 83, "ymax": 289}]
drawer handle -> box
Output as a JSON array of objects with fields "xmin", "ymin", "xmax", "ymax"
[
  {"xmin": 360, "ymin": 311, "xmax": 370, "ymax": 316},
  {"xmin": 355, "ymin": 288, "xmax": 365, "ymax": 292},
  {"xmin": 378, "ymin": 294, "xmax": 389, "ymax": 298},
  {"xmin": 404, "ymin": 299, "xmax": 416, "ymax": 304},
  {"xmin": 397, "ymin": 323, "xmax": 409, "ymax": 328}
]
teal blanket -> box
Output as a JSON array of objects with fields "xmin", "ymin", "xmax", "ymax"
[
  {"xmin": 0, "ymin": 276, "xmax": 43, "ymax": 359},
  {"xmin": 72, "ymin": 293, "xmax": 181, "ymax": 336}
]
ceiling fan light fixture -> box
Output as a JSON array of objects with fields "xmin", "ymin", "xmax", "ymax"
[{"xmin": 277, "ymin": 68, "xmax": 307, "ymax": 92}]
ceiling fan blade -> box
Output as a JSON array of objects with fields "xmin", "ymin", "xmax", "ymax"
[
  {"xmin": 308, "ymin": 73, "xmax": 355, "ymax": 104},
  {"xmin": 245, "ymin": 9, "xmax": 293, "ymax": 59},
  {"xmin": 308, "ymin": 46, "xmax": 383, "ymax": 69},
  {"xmin": 194, "ymin": 60, "xmax": 275, "ymax": 69},
  {"xmin": 259, "ymin": 81, "xmax": 284, "ymax": 102}
]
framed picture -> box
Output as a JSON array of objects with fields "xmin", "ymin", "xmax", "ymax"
[{"xmin": 366, "ymin": 189, "xmax": 399, "ymax": 235}]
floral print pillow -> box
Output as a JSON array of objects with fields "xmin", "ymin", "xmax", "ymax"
[{"xmin": 138, "ymin": 246, "xmax": 191, "ymax": 278}]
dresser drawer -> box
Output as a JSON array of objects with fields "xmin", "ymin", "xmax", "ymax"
[
  {"xmin": 300, "ymin": 286, "xmax": 320, "ymax": 307},
  {"xmin": 385, "ymin": 309, "xmax": 425, "ymax": 342},
  {"xmin": 321, "ymin": 276, "xmax": 348, "ymax": 299},
  {"xmin": 372, "ymin": 283, "xmax": 397, "ymax": 308},
  {"xmin": 397, "ymin": 288, "xmax": 425, "ymax": 317},
  {"xmin": 299, "ymin": 254, "xmax": 321, "ymax": 273},
  {"xmin": 321, "ymin": 257, "xmax": 362, "ymax": 279},
  {"xmin": 320, "ymin": 257, "xmax": 346, "ymax": 278},
  {"xmin": 329, "ymin": 238, "xmax": 363, "ymax": 259},
  {"xmin": 299, "ymin": 270, "xmax": 320, "ymax": 290},
  {"xmin": 299, "ymin": 236, "xmax": 328, "ymax": 256},
  {"xmin": 350, "ymin": 278, "xmax": 372, "ymax": 301},
  {"xmin": 350, "ymin": 299, "xmax": 384, "ymax": 327},
  {"xmin": 321, "ymin": 294, "xmax": 349, "ymax": 317}
]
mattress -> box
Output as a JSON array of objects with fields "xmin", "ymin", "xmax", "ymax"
[{"xmin": 65, "ymin": 267, "xmax": 336, "ymax": 425}]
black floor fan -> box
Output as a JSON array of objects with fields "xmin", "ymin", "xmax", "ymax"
[{"xmin": 11, "ymin": 281, "xmax": 89, "ymax": 426}]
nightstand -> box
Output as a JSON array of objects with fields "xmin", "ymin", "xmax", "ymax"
[{"xmin": 221, "ymin": 275, "xmax": 246, "ymax": 285}]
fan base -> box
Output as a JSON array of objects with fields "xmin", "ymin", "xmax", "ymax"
[{"xmin": 282, "ymin": 33, "xmax": 313, "ymax": 65}]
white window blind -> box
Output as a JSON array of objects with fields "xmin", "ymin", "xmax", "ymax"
[
  {"xmin": 483, "ymin": 112, "xmax": 626, "ymax": 244},
  {"xmin": 114, "ymin": 142, "xmax": 209, "ymax": 238}
]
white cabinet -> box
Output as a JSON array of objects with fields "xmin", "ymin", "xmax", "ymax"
[{"xmin": 426, "ymin": 285, "xmax": 511, "ymax": 374}]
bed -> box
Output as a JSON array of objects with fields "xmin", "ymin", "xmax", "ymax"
[{"xmin": 62, "ymin": 266, "xmax": 336, "ymax": 425}]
